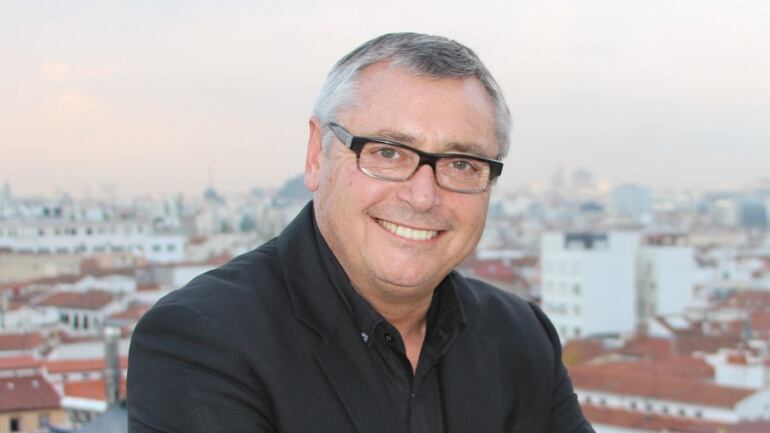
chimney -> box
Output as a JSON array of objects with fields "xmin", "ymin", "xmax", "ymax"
[{"xmin": 103, "ymin": 326, "xmax": 121, "ymax": 406}]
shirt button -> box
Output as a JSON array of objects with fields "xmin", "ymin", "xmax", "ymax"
[{"xmin": 384, "ymin": 333, "xmax": 394, "ymax": 343}]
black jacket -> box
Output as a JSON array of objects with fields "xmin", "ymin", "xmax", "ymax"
[{"xmin": 127, "ymin": 203, "xmax": 593, "ymax": 433}]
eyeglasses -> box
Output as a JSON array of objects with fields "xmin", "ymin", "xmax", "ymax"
[{"xmin": 328, "ymin": 123, "xmax": 503, "ymax": 194}]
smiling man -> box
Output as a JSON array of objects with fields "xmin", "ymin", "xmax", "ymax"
[{"xmin": 128, "ymin": 33, "xmax": 594, "ymax": 433}]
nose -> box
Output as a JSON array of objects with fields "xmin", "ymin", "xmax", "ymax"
[{"xmin": 397, "ymin": 164, "xmax": 441, "ymax": 212}]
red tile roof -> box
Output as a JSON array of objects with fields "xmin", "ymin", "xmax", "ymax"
[
  {"xmin": 675, "ymin": 333, "xmax": 743, "ymax": 355},
  {"xmin": 108, "ymin": 303, "xmax": 151, "ymax": 321},
  {"xmin": 616, "ymin": 335, "xmax": 676, "ymax": 360},
  {"xmin": 45, "ymin": 357, "xmax": 128, "ymax": 374},
  {"xmin": 582, "ymin": 405, "xmax": 720, "ymax": 431},
  {"xmin": 0, "ymin": 356, "xmax": 41, "ymax": 371},
  {"xmin": 563, "ymin": 339, "xmax": 607, "ymax": 367},
  {"xmin": 471, "ymin": 260, "xmax": 520, "ymax": 282},
  {"xmin": 0, "ymin": 375, "xmax": 60, "ymax": 411},
  {"xmin": 571, "ymin": 361, "xmax": 748, "ymax": 407},
  {"xmin": 672, "ymin": 420, "xmax": 770, "ymax": 433},
  {"xmin": 63, "ymin": 378, "xmax": 126, "ymax": 400},
  {"xmin": 136, "ymin": 282, "xmax": 161, "ymax": 292},
  {"xmin": 36, "ymin": 290, "xmax": 114, "ymax": 310},
  {"xmin": 0, "ymin": 332, "xmax": 46, "ymax": 352}
]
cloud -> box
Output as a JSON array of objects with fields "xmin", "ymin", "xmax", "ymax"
[{"xmin": 39, "ymin": 62, "xmax": 70, "ymax": 80}]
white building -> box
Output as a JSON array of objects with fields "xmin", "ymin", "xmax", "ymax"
[
  {"xmin": 636, "ymin": 234, "xmax": 696, "ymax": 324},
  {"xmin": 706, "ymin": 350, "xmax": 770, "ymax": 390},
  {"xmin": 541, "ymin": 232, "xmax": 640, "ymax": 341},
  {"xmin": 0, "ymin": 219, "xmax": 186, "ymax": 264},
  {"xmin": 34, "ymin": 290, "xmax": 125, "ymax": 336}
]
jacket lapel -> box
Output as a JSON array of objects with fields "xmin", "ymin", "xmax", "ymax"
[
  {"xmin": 277, "ymin": 202, "xmax": 399, "ymax": 433},
  {"xmin": 313, "ymin": 319, "xmax": 400, "ymax": 433}
]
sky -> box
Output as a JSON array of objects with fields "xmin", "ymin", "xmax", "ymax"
[{"xmin": 1, "ymin": 0, "xmax": 769, "ymax": 198}]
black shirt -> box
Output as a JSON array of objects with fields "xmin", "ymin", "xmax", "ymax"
[{"xmin": 313, "ymin": 220, "xmax": 467, "ymax": 433}]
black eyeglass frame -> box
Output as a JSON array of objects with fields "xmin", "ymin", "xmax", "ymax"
[{"xmin": 328, "ymin": 122, "xmax": 504, "ymax": 194}]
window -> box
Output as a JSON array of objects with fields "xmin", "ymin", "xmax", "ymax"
[
  {"xmin": 38, "ymin": 413, "xmax": 50, "ymax": 428},
  {"xmin": 695, "ymin": 410, "xmax": 703, "ymax": 419},
  {"xmin": 599, "ymin": 398, "xmax": 607, "ymax": 406},
  {"xmin": 166, "ymin": 243, "xmax": 176, "ymax": 252},
  {"xmin": 678, "ymin": 408, "xmax": 686, "ymax": 416},
  {"xmin": 662, "ymin": 406, "xmax": 669, "ymax": 414},
  {"xmin": 60, "ymin": 313, "xmax": 69, "ymax": 324},
  {"xmin": 9, "ymin": 417, "xmax": 20, "ymax": 432},
  {"xmin": 152, "ymin": 244, "xmax": 162, "ymax": 252},
  {"xmin": 573, "ymin": 284, "xmax": 581, "ymax": 295},
  {"xmin": 630, "ymin": 401, "xmax": 637, "ymax": 410}
]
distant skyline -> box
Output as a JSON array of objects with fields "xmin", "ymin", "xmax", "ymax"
[{"xmin": 2, "ymin": 0, "xmax": 769, "ymax": 198}]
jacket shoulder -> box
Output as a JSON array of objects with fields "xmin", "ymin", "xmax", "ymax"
[{"xmin": 152, "ymin": 238, "xmax": 288, "ymax": 324}]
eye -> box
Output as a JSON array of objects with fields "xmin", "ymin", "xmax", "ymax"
[
  {"xmin": 451, "ymin": 159, "xmax": 478, "ymax": 172},
  {"xmin": 376, "ymin": 146, "xmax": 400, "ymax": 159},
  {"xmin": 367, "ymin": 144, "xmax": 404, "ymax": 161}
]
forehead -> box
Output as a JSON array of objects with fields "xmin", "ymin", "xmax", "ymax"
[{"xmin": 337, "ymin": 62, "xmax": 499, "ymax": 157}]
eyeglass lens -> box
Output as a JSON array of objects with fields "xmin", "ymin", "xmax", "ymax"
[{"xmin": 358, "ymin": 142, "xmax": 490, "ymax": 192}]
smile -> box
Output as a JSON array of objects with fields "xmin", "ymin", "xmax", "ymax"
[{"xmin": 377, "ymin": 219, "xmax": 439, "ymax": 241}]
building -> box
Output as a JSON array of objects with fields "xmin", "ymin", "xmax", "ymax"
[
  {"xmin": 0, "ymin": 220, "xmax": 185, "ymax": 264},
  {"xmin": 34, "ymin": 291, "xmax": 123, "ymax": 336},
  {"xmin": 541, "ymin": 232, "xmax": 640, "ymax": 341},
  {"xmin": 573, "ymin": 360, "xmax": 770, "ymax": 425},
  {"xmin": 637, "ymin": 234, "xmax": 696, "ymax": 325},
  {"xmin": 612, "ymin": 184, "xmax": 653, "ymax": 222},
  {"xmin": 0, "ymin": 375, "xmax": 69, "ymax": 433}
]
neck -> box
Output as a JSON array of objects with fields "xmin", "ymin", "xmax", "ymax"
[{"xmin": 353, "ymin": 282, "xmax": 433, "ymax": 373}]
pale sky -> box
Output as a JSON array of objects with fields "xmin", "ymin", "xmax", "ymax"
[{"xmin": 1, "ymin": 0, "xmax": 768, "ymax": 198}]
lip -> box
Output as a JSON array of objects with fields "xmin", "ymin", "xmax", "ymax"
[{"xmin": 374, "ymin": 217, "xmax": 443, "ymax": 242}]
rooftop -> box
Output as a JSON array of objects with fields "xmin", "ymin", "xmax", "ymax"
[
  {"xmin": 0, "ymin": 332, "xmax": 46, "ymax": 352},
  {"xmin": 45, "ymin": 357, "xmax": 128, "ymax": 374},
  {"xmin": 0, "ymin": 356, "xmax": 41, "ymax": 371},
  {"xmin": 64, "ymin": 378, "xmax": 126, "ymax": 401},
  {"xmin": 36, "ymin": 290, "xmax": 115, "ymax": 310},
  {"xmin": 0, "ymin": 375, "xmax": 60, "ymax": 412},
  {"xmin": 571, "ymin": 360, "xmax": 749, "ymax": 407}
]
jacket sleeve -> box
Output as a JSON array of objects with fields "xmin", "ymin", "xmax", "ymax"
[
  {"xmin": 529, "ymin": 302, "xmax": 596, "ymax": 433},
  {"xmin": 127, "ymin": 302, "xmax": 276, "ymax": 433}
]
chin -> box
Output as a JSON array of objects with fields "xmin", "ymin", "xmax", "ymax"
[{"xmin": 372, "ymin": 266, "xmax": 442, "ymax": 292}]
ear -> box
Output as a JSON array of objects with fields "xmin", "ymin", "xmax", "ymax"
[{"xmin": 304, "ymin": 117, "xmax": 324, "ymax": 192}]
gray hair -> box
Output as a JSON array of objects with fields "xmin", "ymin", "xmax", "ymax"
[{"xmin": 312, "ymin": 32, "xmax": 512, "ymax": 159}]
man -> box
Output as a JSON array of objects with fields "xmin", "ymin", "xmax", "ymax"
[{"xmin": 128, "ymin": 33, "xmax": 594, "ymax": 433}]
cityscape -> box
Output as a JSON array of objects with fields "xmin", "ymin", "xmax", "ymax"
[{"xmin": 0, "ymin": 169, "xmax": 768, "ymax": 432}]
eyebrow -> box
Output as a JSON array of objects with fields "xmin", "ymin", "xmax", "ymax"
[{"xmin": 369, "ymin": 129, "xmax": 493, "ymax": 158}]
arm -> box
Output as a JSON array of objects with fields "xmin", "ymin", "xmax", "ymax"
[
  {"xmin": 529, "ymin": 302, "xmax": 596, "ymax": 433},
  {"xmin": 127, "ymin": 302, "xmax": 276, "ymax": 433}
]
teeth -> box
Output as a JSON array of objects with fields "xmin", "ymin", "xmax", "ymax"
[{"xmin": 378, "ymin": 220, "xmax": 438, "ymax": 241}]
